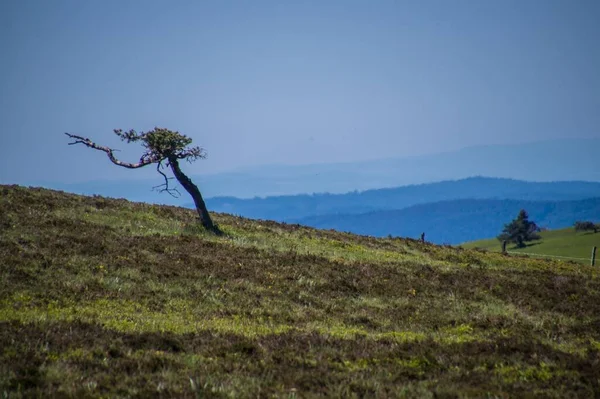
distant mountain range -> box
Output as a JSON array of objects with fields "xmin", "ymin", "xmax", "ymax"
[
  {"xmin": 202, "ymin": 177, "xmax": 600, "ymax": 221},
  {"xmin": 195, "ymin": 138, "xmax": 600, "ymax": 197},
  {"xmin": 38, "ymin": 138, "xmax": 600, "ymax": 200},
  {"xmin": 293, "ymin": 198, "xmax": 600, "ymax": 245},
  {"xmin": 198, "ymin": 176, "xmax": 600, "ymax": 244}
]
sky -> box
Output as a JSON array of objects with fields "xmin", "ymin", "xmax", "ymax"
[{"xmin": 1, "ymin": 0, "xmax": 599, "ymax": 185}]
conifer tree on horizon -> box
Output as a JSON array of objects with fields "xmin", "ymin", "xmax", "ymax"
[
  {"xmin": 497, "ymin": 209, "xmax": 540, "ymax": 248},
  {"xmin": 65, "ymin": 128, "xmax": 219, "ymax": 233}
]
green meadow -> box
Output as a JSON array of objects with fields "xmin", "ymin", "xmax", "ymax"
[
  {"xmin": 462, "ymin": 227, "xmax": 599, "ymax": 265},
  {"xmin": 1, "ymin": 185, "xmax": 599, "ymax": 397}
]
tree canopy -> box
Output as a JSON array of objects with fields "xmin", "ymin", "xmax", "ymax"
[{"xmin": 497, "ymin": 209, "xmax": 540, "ymax": 248}]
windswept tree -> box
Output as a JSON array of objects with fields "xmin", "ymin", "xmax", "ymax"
[
  {"xmin": 65, "ymin": 128, "xmax": 219, "ymax": 233},
  {"xmin": 497, "ymin": 209, "xmax": 540, "ymax": 248}
]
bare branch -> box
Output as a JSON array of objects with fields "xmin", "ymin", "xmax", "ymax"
[
  {"xmin": 152, "ymin": 161, "xmax": 180, "ymax": 198},
  {"xmin": 65, "ymin": 132, "xmax": 162, "ymax": 168}
]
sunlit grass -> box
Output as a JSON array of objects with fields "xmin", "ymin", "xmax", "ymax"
[{"xmin": 462, "ymin": 227, "xmax": 599, "ymax": 264}]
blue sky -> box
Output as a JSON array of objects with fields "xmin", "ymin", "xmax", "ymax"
[{"xmin": 1, "ymin": 0, "xmax": 599, "ymax": 184}]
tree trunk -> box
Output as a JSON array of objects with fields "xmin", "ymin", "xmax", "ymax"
[
  {"xmin": 516, "ymin": 236, "xmax": 524, "ymax": 248},
  {"xmin": 168, "ymin": 156, "xmax": 217, "ymax": 232}
]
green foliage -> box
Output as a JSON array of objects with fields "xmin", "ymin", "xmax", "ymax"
[
  {"xmin": 497, "ymin": 209, "xmax": 541, "ymax": 248},
  {"xmin": 574, "ymin": 220, "xmax": 598, "ymax": 233},
  {"xmin": 1, "ymin": 185, "xmax": 600, "ymax": 398},
  {"xmin": 114, "ymin": 127, "xmax": 205, "ymax": 163}
]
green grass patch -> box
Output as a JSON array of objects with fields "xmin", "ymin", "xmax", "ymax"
[{"xmin": 462, "ymin": 227, "xmax": 599, "ymax": 264}]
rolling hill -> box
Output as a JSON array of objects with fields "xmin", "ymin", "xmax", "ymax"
[
  {"xmin": 196, "ymin": 138, "xmax": 600, "ymax": 197},
  {"xmin": 293, "ymin": 197, "xmax": 600, "ymax": 245},
  {"xmin": 462, "ymin": 227, "xmax": 600, "ymax": 264},
  {"xmin": 203, "ymin": 177, "xmax": 600, "ymax": 222},
  {"xmin": 1, "ymin": 185, "xmax": 600, "ymax": 397}
]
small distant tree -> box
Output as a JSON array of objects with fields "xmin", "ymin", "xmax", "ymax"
[
  {"xmin": 497, "ymin": 209, "xmax": 541, "ymax": 248},
  {"xmin": 65, "ymin": 128, "xmax": 219, "ymax": 233},
  {"xmin": 574, "ymin": 221, "xmax": 598, "ymax": 233}
]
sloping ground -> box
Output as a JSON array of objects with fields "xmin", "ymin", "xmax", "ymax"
[
  {"xmin": 1, "ymin": 185, "xmax": 599, "ymax": 398},
  {"xmin": 462, "ymin": 228, "xmax": 599, "ymax": 264}
]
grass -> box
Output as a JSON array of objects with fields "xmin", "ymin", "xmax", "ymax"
[
  {"xmin": 1, "ymin": 184, "xmax": 600, "ymax": 398},
  {"xmin": 461, "ymin": 227, "xmax": 599, "ymax": 264}
]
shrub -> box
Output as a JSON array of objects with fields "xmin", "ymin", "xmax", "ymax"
[{"xmin": 574, "ymin": 221, "xmax": 598, "ymax": 233}]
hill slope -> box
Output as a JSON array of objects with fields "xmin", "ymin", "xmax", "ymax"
[
  {"xmin": 203, "ymin": 177, "xmax": 600, "ymax": 221},
  {"xmin": 462, "ymin": 227, "xmax": 600, "ymax": 263},
  {"xmin": 294, "ymin": 197, "xmax": 600, "ymax": 244},
  {"xmin": 1, "ymin": 185, "xmax": 600, "ymax": 397}
]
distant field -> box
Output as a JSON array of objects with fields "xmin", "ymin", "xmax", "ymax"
[{"xmin": 461, "ymin": 228, "xmax": 599, "ymax": 264}]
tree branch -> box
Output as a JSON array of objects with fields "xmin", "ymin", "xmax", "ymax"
[
  {"xmin": 152, "ymin": 161, "xmax": 180, "ymax": 198},
  {"xmin": 65, "ymin": 132, "xmax": 162, "ymax": 168}
]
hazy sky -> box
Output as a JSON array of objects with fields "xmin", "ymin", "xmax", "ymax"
[{"xmin": 1, "ymin": 0, "xmax": 599, "ymax": 184}]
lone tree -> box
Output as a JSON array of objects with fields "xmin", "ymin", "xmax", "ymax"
[
  {"xmin": 65, "ymin": 128, "xmax": 219, "ymax": 233},
  {"xmin": 497, "ymin": 209, "xmax": 540, "ymax": 248},
  {"xmin": 574, "ymin": 221, "xmax": 598, "ymax": 233}
]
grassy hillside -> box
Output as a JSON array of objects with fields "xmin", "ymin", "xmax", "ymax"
[
  {"xmin": 1, "ymin": 185, "xmax": 600, "ymax": 398},
  {"xmin": 462, "ymin": 228, "xmax": 600, "ymax": 264}
]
